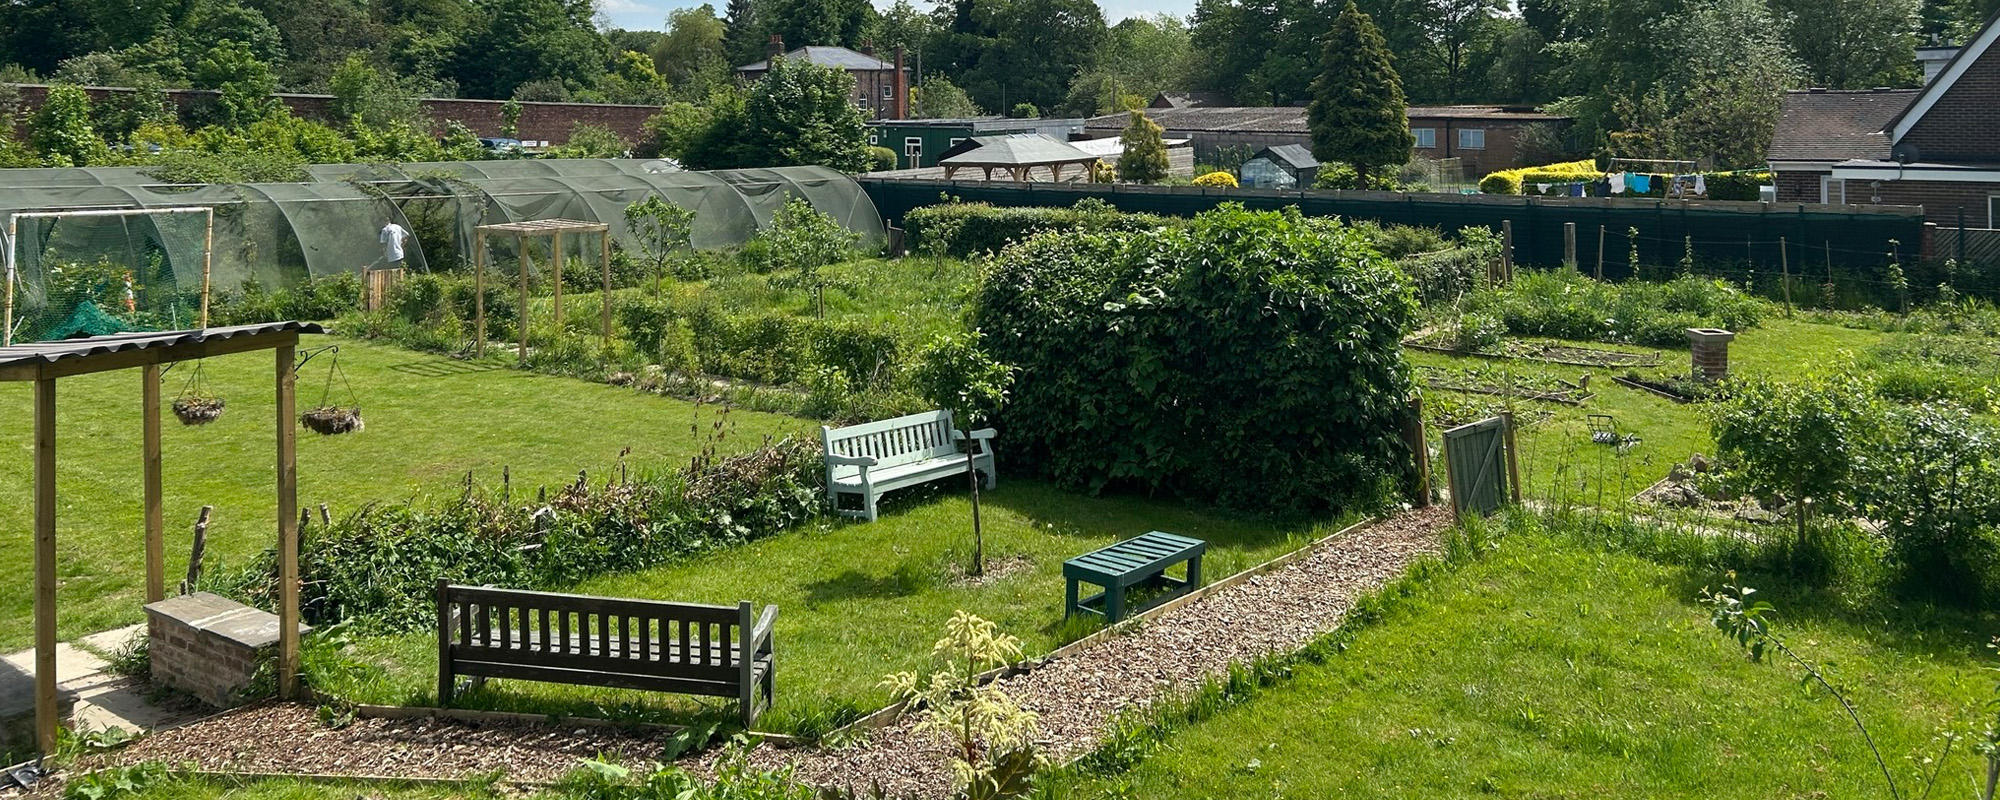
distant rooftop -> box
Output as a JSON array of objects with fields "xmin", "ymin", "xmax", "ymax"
[
  {"xmin": 1766, "ymin": 88, "xmax": 1920, "ymax": 163},
  {"xmin": 939, "ymin": 134, "xmax": 1098, "ymax": 167},
  {"xmin": 1084, "ymin": 105, "xmax": 1566, "ymax": 133},
  {"xmin": 736, "ymin": 46, "xmax": 903, "ymax": 72}
]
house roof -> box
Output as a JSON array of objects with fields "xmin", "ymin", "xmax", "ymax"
[
  {"xmin": 1885, "ymin": 7, "xmax": 2000, "ymax": 144},
  {"xmin": 1252, "ymin": 144, "xmax": 1319, "ymax": 171},
  {"xmin": 1149, "ymin": 92, "xmax": 1235, "ymax": 109},
  {"xmin": 938, "ymin": 134, "xmax": 1099, "ymax": 166},
  {"xmin": 736, "ymin": 46, "xmax": 900, "ymax": 72},
  {"xmin": 1068, "ymin": 136, "xmax": 1192, "ymax": 157},
  {"xmin": 1766, "ymin": 88, "xmax": 1919, "ymax": 163},
  {"xmin": 1083, "ymin": 105, "xmax": 1565, "ymax": 133}
]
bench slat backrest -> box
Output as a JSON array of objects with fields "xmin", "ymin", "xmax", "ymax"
[
  {"xmin": 441, "ymin": 584, "xmax": 752, "ymax": 682},
  {"xmin": 821, "ymin": 410, "xmax": 959, "ymax": 480}
]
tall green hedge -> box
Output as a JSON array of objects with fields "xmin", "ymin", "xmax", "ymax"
[
  {"xmin": 903, "ymin": 199, "xmax": 1180, "ymax": 258},
  {"xmin": 973, "ymin": 204, "xmax": 1418, "ymax": 515}
]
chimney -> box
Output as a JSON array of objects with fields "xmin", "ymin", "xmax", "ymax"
[
  {"xmin": 861, "ymin": 39, "xmax": 875, "ymax": 56},
  {"xmin": 767, "ymin": 35, "xmax": 784, "ymax": 60},
  {"xmin": 893, "ymin": 46, "xmax": 908, "ymax": 120},
  {"xmin": 1687, "ymin": 328, "xmax": 1736, "ymax": 382}
]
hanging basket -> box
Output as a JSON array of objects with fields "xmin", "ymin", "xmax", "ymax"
[
  {"xmin": 172, "ymin": 395, "xmax": 226, "ymax": 426},
  {"xmin": 301, "ymin": 406, "xmax": 364, "ymax": 436}
]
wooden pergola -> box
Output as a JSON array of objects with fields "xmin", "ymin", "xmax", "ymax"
[
  {"xmin": 0, "ymin": 322, "xmax": 323, "ymax": 753},
  {"xmin": 472, "ymin": 219, "xmax": 613, "ymax": 361}
]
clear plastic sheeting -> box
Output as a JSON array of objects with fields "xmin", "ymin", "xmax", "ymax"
[{"xmin": 0, "ymin": 160, "xmax": 885, "ymax": 293}]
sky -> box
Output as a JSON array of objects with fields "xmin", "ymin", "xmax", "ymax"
[{"xmin": 596, "ymin": 0, "xmax": 1193, "ymax": 33}]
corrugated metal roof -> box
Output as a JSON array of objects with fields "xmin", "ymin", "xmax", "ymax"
[
  {"xmin": 1767, "ymin": 89, "xmax": 1917, "ymax": 163},
  {"xmin": 1084, "ymin": 105, "xmax": 1567, "ymax": 133},
  {"xmin": 0, "ymin": 322, "xmax": 328, "ymax": 372},
  {"xmin": 736, "ymin": 46, "xmax": 899, "ymax": 72},
  {"xmin": 939, "ymin": 135, "xmax": 1099, "ymax": 166},
  {"xmin": 1256, "ymin": 144, "xmax": 1320, "ymax": 171}
]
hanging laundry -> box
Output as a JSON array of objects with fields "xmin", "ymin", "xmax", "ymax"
[
  {"xmin": 1693, "ymin": 174, "xmax": 1707, "ymax": 196},
  {"xmin": 1610, "ymin": 172, "xmax": 1627, "ymax": 194},
  {"xmin": 1570, "ymin": 182, "xmax": 1585, "ymax": 197},
  {"xmin": 1536, "ymin": 183, "xmax": 1552, "ymax": 194},
  {"xmin": 1629, "ymin": 174, "xmax": 1652, "ymax": 194}
]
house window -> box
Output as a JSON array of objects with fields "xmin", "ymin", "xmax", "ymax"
[
  {"xmin": 1989, "ymin": 195, "xmax": 2000, "ymax": 229},
  {"xmin": 904, "ymin": 137, "xmax": 923, "ymax": 159},
  {"xmin": 869, "ymin": 133, "xmax": 879, "ymax": 145},
  {"xmin": 882, "ymin": 84, "xmax": 894, "ymax": 100},
  {"xmin": 1412, "ymin": 128, "xmax": 1436, "ymax": 149},
  {"xmin": 1457, "ymin": 128, "xmax": 1486, "ymax": 149}
]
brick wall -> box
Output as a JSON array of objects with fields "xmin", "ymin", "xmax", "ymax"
[
  {"xmin": 1774, "ymin": 170, "xmax": 1824, "ymax": 204},
  {"xmin": 8, "ymin": 83, "xmax": 661, "ymax": 146},
  {"xmin": 146, "ymin": 592, "xmax": 306, "ymax": 709},
  {"xmin": 1902, "ymin": 44, "xmax": 2000, "ymax": 162},
  {"xmin": 1873, "ymin": 179, "xmax": 1999, "ymax": 226}
]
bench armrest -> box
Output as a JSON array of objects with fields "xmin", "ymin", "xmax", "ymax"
[
  {"xmin": 751, "ymin": 604, "xmax": 778, "ymax": 650},
  {"xmin": 953, "ymin": 428, "xmax": 999, "ymax": 442},
  {"xmin": 825, "ymin": 454, "xmax": 879, "ymax": 467}
]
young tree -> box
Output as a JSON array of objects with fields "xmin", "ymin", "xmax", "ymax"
[
  {"xmin": 908, "ymin": 331, "xmax": 1014, "ymax": 576},
  {"xmin": 623, "ymin": 196, "xmax": 698, "ymax": 292},
  {"xmin": 914, "ymin": 75, "xmax": 984, "ymax": 118},
  {"xmin": 30, "ymin": 84, "xmax": 110, "ymax": 167},
  {"xmin": 760, "ymin": 196, "xmax": 860, "ymax": 317},
  {"xmin": 329, "ymin": 55, "xmax": 425, "ymax": 131},
  {"xmin": 192, "ymin": 40, "xmax": 281, "ymax": 129},
  {"xmin": 1116, "ymin": 109, "xmax": 1169, "ymax": 182},
  {"xmin": 1770, "ymin": 0, "xmax": 1921, "ymax": 89},
  {"xmin": 741, "ymin": 56, "xmax": 871, "ymax": 172},
  {"xmin": 1307, "ymin": 1, "xmax": 1413, "ymax": 186}
]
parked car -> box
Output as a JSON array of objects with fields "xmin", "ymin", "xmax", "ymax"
[{"xmin": 479, "ymin": 137, "xmax": 524, "ymax": 154}]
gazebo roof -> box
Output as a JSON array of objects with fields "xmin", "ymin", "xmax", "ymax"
[
  {"xmin": 939, "ymin": 135, "xmax": 1099, "ymax": 167},
  {"xmin": 0, "ymin": 322, "xmax": 327, "ymax": 381},
  {"xmin": 478, "ymin": 218, "xmax": 609, "ymax": 234}
]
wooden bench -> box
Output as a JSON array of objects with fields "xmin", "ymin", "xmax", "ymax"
[
  {"xmin": 821, "ymin": 410, "xmax": 995, "ymax": 522},
  {"xmin": 1063, "ymin": 532, "xmax": 1207, "ymax": 624},
  {"xmin": 436, "ymin": 582, "xmax": 776, "ymax": 728}
]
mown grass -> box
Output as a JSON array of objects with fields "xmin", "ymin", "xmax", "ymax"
[
  {"xmin": 1049, "ymin": 517, "xmax": 2000, "ymax": 799},
  {"xmin": 307, "ymin": 480, "xmax": 1355, "ymax": 735},
  {"xmin": 0, "ymin": 340, "xmax": 805, "ymax": 649}
]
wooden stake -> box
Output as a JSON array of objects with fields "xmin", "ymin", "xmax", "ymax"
[
  {"xmin": 1596, "ymin": 225, "xmax": 1606, "ymax": 280},
  {"xmin": 276, "ymin": 345, "xmax": 300, "ymax": 701},
  {"xmin": 1564, "ymin": 222, "xmax": 1577, "ymax": 271},
  {"xmin": 33, "ymin": 376, "xmax": 57, "ymax": 755},
  {"xmin": 143, "ymin": 364, "xmax": 164, "ymax": 604},
  {"xmin": 518, "ymin": 233, "xmax": 530, "ymax": 365},
  {"xmin": 552, "ymin": 231, "xmax": 565, "ymax": 331},
  {"xmin": 601, "ymin": 230, "xmax": 612, "ymax": 346},
  {"xmin": 319, "ymin": 503, "xmax": 331, "ymax": 527},
  {"xmin": 1499, "ymin": 410, "xmax": 1523, "ymax": 506},
  {"xmin": 1779, "ymin": 236, "xmax": 1793, "ymax": 314},
  {"xmin": 183, "ymin": 505, "xmax": 212, "ymax": 593},
  {"xmin": 1406, "ymin": 395, "xmax": 1430, "ymax": 507},
  {"xmin": 1500, "ymin": 220, "xmax": 1515, "ymax": 283},
  {"xmin": 473, "ymin": 228, "xmax": 486, "ymax": 358},
  {"xmin": 200, "ymin": 210, "xmax": 214, "ymax": 328}
]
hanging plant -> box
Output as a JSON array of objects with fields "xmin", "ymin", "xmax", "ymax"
[
  {"xmin": 297, "ymin": 345, "xmax": 363, "ymax": 436},
  {"xmin": 172, "ymin": 361, "xmax": 225, "ymax": 426}
]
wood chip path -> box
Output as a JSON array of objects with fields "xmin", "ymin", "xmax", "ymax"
[{"xmin": 747, "ymin": 506, "xmax": 1450, "ymax": 798}]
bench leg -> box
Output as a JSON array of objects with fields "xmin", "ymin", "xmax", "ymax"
[
  {"xmin": 864, "ymin": 489, "xmax": 879, "ymax": 523},
  {"xmin": 1189, "ymin": 555, "xmax": 1203, "ymax": 589},
  {"xmin": 1064, "ymin": 578, "xmax": 1078, "ymax": 619},
  {"xmin": 1106, "ymin": 584, "xmax": 1126, "ymax": 624}
]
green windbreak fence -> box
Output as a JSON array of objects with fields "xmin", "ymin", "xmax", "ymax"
[{"xmin": 860, "ymin": 179, "xmax": 1929, "ymax": 275}]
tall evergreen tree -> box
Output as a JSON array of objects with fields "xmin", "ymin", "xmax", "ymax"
[
  {"xmin": 1307, "ymin": 1, "xmax": 1412, "ymax": 184},
  {"xmin": 1116, "ymin": 109, "xmax": 1168, "ymax": 182},
  {"xmin": 722, "ymin": 0, "xmax": 761, "ymax": 66}
]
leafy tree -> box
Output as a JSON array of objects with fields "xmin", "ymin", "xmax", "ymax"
[
  {"xmin": 1116, "ymin": 110, "xmax": 1168, "ymax": 182},
  {"xmin": 1770, "ymin": 0, "xmax": 1921, "ymax": 89},
  {"xmin": 1414, "ymin": 0, "xmax": 1506, "ymax": 102},
  {"xmin": 1711, "ymin": 373, "xmax": 1881, "ymax": 549},
  {"xmin": 870, "ymin": 0, "xmax": 935, "ymax": 57},
  {"xmin": 249, "ymin": 0, "xmax": 387, "ymax": 89},
  {"xmin": 931, "ymin": 0, "xmax": 1106, "ymax": 113},
  {"xmin": 914, "ymin": 75, "xmax": 984, "ymax": 118},
  {"xmin": 30, "ymin": 84, "xmax": 110, "ymax": 166},
  {"xmin": 1855, "ymin": 403, "xmax": 2000, "ymax": 605},
  {"xmin": 763, "ymin": 0, "xmax": 875, "ymax": 49},
  {"xmin": 721, "ymin": 0, "xmax": 762, "ymax": 66},
  {"xmin": 329, "ymin": 55, "xmax": 423, "ymax": 131},
  {"xmin": 760, "ymin": 196, "xmax": 860, "ymax": 317},
  {"xmin": 677, "ymin": 86, "xmax": 751, "ymax": 168},
  {"xmin": 500, "ymin": 99, "xmax": 522, "ymax": 138},
  {"xmin": 591, "ymin": 50, "xmax": 672, "ymax": 105},
  {"xmin": 1060, "ymin": 14, "xmax": 1193, "ymax": 115},
  {"xmin": 451, "ymin": 0, "xmax": 606, "ymax": 99},
  {"xmin": 1657, "ymin": 0, "xmax": 1801, "ymax": 168},
  {"xmin": 180, "ymin": 0, "xmax": 288, "ymax": 67},
  {"xmin": 1307, "ymin": 1, "xmax": 1412, "ymax": 185},
  {"xmin": 740, "ymin": 56, "xmax": 871, "ymax": 171},
  {"xmin": 92, "ymin": 79, "xmax": 175, "ymax": 145},
  {"xmin": 651, "ymin": 5, "xmax": 729, "ymax": 93},
  {"xmin": 623, "ymin": 196, "xmax": 698, "ymax": 291},
  {"xmin": 191, "ymin": 40, "xmax": 281, "ymax": 129},
  {"xmin": 639, "ymin": 101, "xmax": 712, "ymax": 159}
]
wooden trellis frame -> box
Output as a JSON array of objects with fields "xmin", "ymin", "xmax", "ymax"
[{"xmin": 473, "ymin": 219, "xmax": 613, "ymax": 362}]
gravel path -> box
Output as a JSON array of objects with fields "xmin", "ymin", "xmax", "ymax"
[
  {"xmin": 750, "ymin": 506, "xmax": 1451, "ymax": 798},
  {"xmin": 82, "ymin": 703, "xmax": 673, "ymax": 785}
]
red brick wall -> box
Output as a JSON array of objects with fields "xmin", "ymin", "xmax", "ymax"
[
  {"xmin": 8, "ymin": 83, "xmax": 660, "ymax": 146},
  {"xmin": 1902, "ymin": 44, "xmax": 2000, "ymax": 162},
  {"xmin": 1409, "ymin": 118, "xmax": 1554, "ymax": 176},
  {"xmin": 1774, "ymin": 170, "xmax": 1824, "ymax": 204},
  {"xmin": 1873, "ymin": 179, "xmax": 1999, "ymax": 226}
]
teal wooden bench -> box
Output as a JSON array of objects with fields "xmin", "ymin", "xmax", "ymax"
[
  {"xmin": 1064, "ymin": 532, "xmax": 1207, "ymax": 624},
  {"xmin": 822, "ymin": 410, "xmax": 995, "ymax": 522}
]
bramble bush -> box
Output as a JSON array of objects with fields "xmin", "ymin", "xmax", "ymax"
[
  {"xmin": 974, "ymin": 204, "xmax": 1418, "ymax": 515},
  {"xmin": 1466, "ymin": 269, "xmax": 1766, "ymax": 347},
  {"xmin": 903, "ymin": 198, "xmax": 1179, "ymax": 258}
]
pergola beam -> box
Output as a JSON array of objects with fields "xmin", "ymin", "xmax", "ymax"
[{"xmin": 0, "ymin": 328, "xmax": 303, "ymax": 382}]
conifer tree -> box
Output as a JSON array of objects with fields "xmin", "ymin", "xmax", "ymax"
[
  {"xmin": 1116, "ymin": 110, "xmax": 1169, "ymax": 182},
  {"xmin": 1307, "ymin": 0, "xmax": 1413, "ymax": 186}
]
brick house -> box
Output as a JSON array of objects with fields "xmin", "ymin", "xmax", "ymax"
[
  {"xmin": 1082, "ymin": 105, "xmax": 1569, "ymax": 176},
  {"xmin": 735, "ymin": 38, "xmax": 909, "ymax": 120},
  {"xmin": 1768, "ymin": 10, "xmax": 2000, "ymax": 228}
]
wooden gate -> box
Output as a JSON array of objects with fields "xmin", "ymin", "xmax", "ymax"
[{"xmin": 1443, "ymin": 416, "xmax": 1511, "ymax": 517}]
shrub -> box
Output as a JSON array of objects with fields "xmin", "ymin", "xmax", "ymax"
[
  {"xmin": 973, "ymin": 204, "xmax": 1417, "ymax": 514},
  {"xmin": 1191, "ymin": 170, "xmax": 1238, "ymax": 188},
  {"xmin": 1466, "ymin": 270, "xmax": 1766, "ymax": 347},
  {"xmin": 1313, "ymin": 162, "xmax": 1399, "ymax": 191},
  {"xmin": 1857, "ymin": 403, "xmax": 2000, "ymax": 606},
  {"xmin": 903, "ymin": 199, "xmax": 1180, "ymax": 258},
  {"xmin": 1397, "ymin": 226, "xmax": 1499, "ymax": 306},
  {"xmin": 867, "ymin": 145, "xmax": 898, "ymax": 172},
  {"xmin": 1479, "ymin": 159, "xmax": 1598, "ymax": 195},
  {"xmin": 1711, "ymin": 373, "xmax": 1882, "ymax": 548}
]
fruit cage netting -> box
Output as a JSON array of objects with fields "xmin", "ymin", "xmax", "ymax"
[{"xmin": 1, "ymin": 160, "xmax": 884, "ymax": 344}]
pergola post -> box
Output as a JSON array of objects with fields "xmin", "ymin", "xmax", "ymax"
[
  {"xmin": 143, "ymin": 364, "xmax": 164, "ymax": 603},
  {"xmin": 551, "ymin": 230, "xmax": 565, "ymax": 331},
  {"xmin": 33, "ymin": 376, "xmax": 57, "ymax": 754},
  {"xmin": 600, "ymin": 231, "xmax": 612, "ymax": 346},
  {"xmin": 517, "ymin": 233, "xmax": 530, "ymax": 365},
  {"xmin": 276, "ymin": 345, "xmax": 299, "ymax": 699},
  {"xmin": 473, "ymin": 228, "xmax": 487, "ymax": 358}
]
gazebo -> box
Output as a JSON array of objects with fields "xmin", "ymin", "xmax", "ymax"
[
  {"xmin": 1, "ymin": 322, "xmax": 323, "ymax": 753},
  {"xmin": 939, "ymin": 135, "xmax": 1102, "ymax": 182},
  {"xmin": 473, "ymin": 219, "xmax": 613, "ymax": 361}
]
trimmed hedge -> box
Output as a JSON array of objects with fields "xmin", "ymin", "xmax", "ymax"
[
  {"xmin": 973, "ymin": 204, "xmax": 1418, "ymax": 515},
  {"xmin": 903, "ymin": 199, "xmax": 1180, "ymax": 258},
  {"xmin": 1480, "ymin": 159, "xmax": 1599, "ymax": 195}
]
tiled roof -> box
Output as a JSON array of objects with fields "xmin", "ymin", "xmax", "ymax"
[
  {"xmin": 1767, "ymin": 88, "xmax": 1918, "ymax": 163},
  {"xmin": 1084, "ymin": 105, "xmax": 1565, "ymax": 133},
  {"xmin": 939, "ymin": 135, "xmax": 1099, "ymax": 166},
  {"xmin": 1255, "ymin": 144, "xmax": 1319, "ymax": 171},
  {"xmin": 736, "ymin": 46, "xmax": 899, "ymax": 72}
]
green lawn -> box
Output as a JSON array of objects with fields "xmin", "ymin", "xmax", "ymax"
[
  {"xmin": 308, "ymin": 479, "xmax": 1350, "ymax": 734},
  {"xmin": 0, "ymin": 340, "xmax": 806, "ymax": 649},
  {"xmin": 1050, "ymin": 519, "xmax": 1998, "ymax": 799}
]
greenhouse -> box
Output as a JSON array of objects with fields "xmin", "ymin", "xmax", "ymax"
[{"xmin": 0, "ymin": 160, "xmax": 883, "ymax": 344}]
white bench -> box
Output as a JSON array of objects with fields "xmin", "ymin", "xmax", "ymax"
[{"xmin": 821, "ymin": 410, "xmax": 996, "ymax": 522}]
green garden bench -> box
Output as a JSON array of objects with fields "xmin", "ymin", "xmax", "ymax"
[{"xmin": 1064, "ymin": 532, "xmax": 1207, "ymax": 624}]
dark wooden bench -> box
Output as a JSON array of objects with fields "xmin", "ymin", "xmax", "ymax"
[
  {"xmin": 436, "ymin": 581, "xmax": 776, "ymax": 728},
  {"xmin": 1063, "ymin": 532, "xmax": 1207, "ymax": 624}
]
